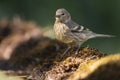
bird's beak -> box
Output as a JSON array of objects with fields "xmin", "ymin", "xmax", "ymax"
[{"xmin": 55, "ymin": 15, "xmax": 60, "ymax": 18}]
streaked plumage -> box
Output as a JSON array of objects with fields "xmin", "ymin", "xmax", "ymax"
[{"xmin": 54, "ymin": 8, "xmax": 113, "ymax": 54}]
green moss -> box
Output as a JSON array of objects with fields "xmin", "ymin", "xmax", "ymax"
[{"xmin": 68, "ymin": 54, "xmax": 120, "ymax": 80}]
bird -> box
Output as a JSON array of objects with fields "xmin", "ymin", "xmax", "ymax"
[{"xmin": 53, "ymin": 8, "xmax": 114, "ymax": 55}]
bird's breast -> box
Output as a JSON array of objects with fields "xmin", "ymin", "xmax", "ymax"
[{"xmin": 54, "ymin": 22, "xmax": 74, "ymax": 44}]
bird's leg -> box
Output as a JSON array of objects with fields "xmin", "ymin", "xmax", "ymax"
[
  {"xmin": 75, "ymin": 43, "xmax": 82, "ymax": 55},
  {"xmin": 61, "ymin": 46, "xmax": 71, "ymax": 57},
  {"xmin": 75, "ymin": 47, "xmax": 80, "ymax": 55}
]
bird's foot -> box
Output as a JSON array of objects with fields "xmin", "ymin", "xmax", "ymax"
[
  {"xmin": 75, "ymin": 50, "xmax": 79, "ymax": 55},
  {"xmin": 60, "ymin": 46, "xmax": 71, "ymax": 59},
  {"xmin": 75, "ymin": 48, "xmax": 80, "ymax": 55}
]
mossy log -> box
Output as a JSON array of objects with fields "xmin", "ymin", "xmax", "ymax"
[{"xmin": 0, "ymin": 17, "xmax": 119, "ymax": 80}]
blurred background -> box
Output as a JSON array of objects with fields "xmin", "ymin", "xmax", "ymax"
[{"xmin": 0, "ymin": 0, "xmax": 119, "ymax": 54}]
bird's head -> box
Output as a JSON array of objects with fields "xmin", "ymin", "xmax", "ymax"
[{"xmin": 55, "ymin": 8, "xmax": 71, "ymax": 23}]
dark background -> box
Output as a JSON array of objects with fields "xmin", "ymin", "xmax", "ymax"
[{"xmin": 0, "ymin": 0, "xmax": 119, "ymax": 53}]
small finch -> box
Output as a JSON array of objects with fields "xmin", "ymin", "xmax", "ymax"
[{"xmin": 54, "ymin": 8, "xmax": 114, "ymax": 55}]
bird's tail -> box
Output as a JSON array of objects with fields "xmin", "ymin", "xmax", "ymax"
[
  {"xmin": 90, "ymin": 33, "xmax": 115, "ymax": 38},
  {"xmin": 94, "ymin": 33, "xmax": 115, "ymax": 38}
]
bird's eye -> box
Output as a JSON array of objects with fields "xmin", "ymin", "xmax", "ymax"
[{"xmin": 61, "ymin": 13, "xmax": 64, "ymax": 15}]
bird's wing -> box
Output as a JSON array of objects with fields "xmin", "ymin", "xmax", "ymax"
[
  {"xmin": 70, "ymin": 25, "xmax": 87, "ymax": 32},
  {"xmin": 66, "ymin": 20, "xmax": 89, "ymax": 33}
]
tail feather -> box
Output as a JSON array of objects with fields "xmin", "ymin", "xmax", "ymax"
[
  {"xmin": 94, "ymin": 34, "xmax": 115, "ymax": 37},
  {"xmin": 90, "ymin": 33, "xmax": 115, "ymax": 38}
]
